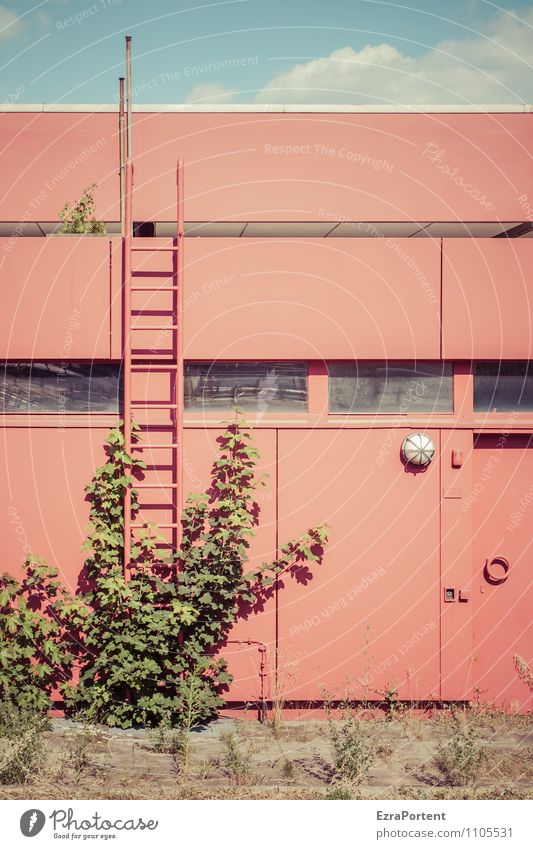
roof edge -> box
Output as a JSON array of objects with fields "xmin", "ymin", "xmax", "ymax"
[{"xmin": 1, "ymin": 103, "xmax": 532, "ymax": 114}]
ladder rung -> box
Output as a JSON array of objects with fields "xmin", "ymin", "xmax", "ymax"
[
  {"xmin": 131, "ymin": 523, "xmax": 180, "ymax": 528},
  {"xmin": 132, "ymin": 444, "xmax": 179, "ymax": 449},
  {"xmin": 131, "ymin": 365, "xmax": 179, "ymax": 371},
  {"xmin": 136, "ymin": 483, "xmax": 179, "ymax": 489},
  {"xmin": 131, "ymin": 403, "xmax": 178, "ymax": 409},
  {"xmin": 131, "ymin": 246, "xmax": 180, "ymax": 252},
  {"xmin": 133, "ymin": 503, "xmax": 175, "ymax": 508},
  {"xmin": 132, "ymin": 287, "xmax": 179, "ymax": 291},
  {"xmin": 132, "ymin": 310, "xmax": 175, "ymax": 316},
  {"xmin": 130, "ymin": 325, "xmax": 178, "ymax": 330},
  {"xmin": 131, "ymin": 349, "xmax": 174, "ymax": 355}
]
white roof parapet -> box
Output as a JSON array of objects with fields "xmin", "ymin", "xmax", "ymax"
[{"xmin": 1, "ymin": 103, "xmax": 532, "ymax": 114}]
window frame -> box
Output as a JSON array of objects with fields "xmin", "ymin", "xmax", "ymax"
[
  {"xmin": 0, "ymin": 360, "xmax": 123, "ymax": 416},
  {"xmin": 473, "ymin": 359, "xmax": 533, "ymax": 416},
  {"xmin": 184, "ymin": 360, "xmax": 310, "ymax": 415},
  {"xmin": 326, "ymin": 360, "xmax": 456, "ymax": 417}
]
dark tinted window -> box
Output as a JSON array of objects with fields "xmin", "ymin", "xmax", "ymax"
[
  {"xmin": 474, "ymin": 362, "xmax": 533, "ymax": 412},
  {"xmin": 0, "ymin": 362, "xmax": 122, "ymax": 412},
  {"xmin": 185, "ymin": 362, "xmax": 307, "ymax": 412},
  {"xmin": 329, "ymin": 362, "xmax": 453, "ymax": 413}
]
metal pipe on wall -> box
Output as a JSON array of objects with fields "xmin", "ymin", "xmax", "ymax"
[
  {"xmin": 123, "ymin": 35, "xmax": 133, "ymax": 574},
  {"xmin": 225, "ymin": 640, "xmax": 268, "ymax": 722},
  {"xmin": 119, "ymin": 77, "xmax": 125, "ymax": 237}
]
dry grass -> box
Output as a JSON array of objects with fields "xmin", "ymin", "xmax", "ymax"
[{"xmin": 0, "ymin": 710, "xmax": 531, "ymax": 800}]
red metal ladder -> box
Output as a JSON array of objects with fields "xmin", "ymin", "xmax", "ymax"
[{"xmin": 122, "ymin": 158, "xmax": 184, "ymax": 572}]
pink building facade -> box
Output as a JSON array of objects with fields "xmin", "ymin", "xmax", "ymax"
[{"xmin": 0, "ymin": 104, "xmax": 532, "ymax": 713}]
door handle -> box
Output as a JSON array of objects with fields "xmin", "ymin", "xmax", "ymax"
[{"xmin": 483, "ymin": 556, "xmax": 510, "ymax": 585}]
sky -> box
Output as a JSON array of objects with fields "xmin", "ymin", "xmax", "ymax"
[{"xmin": 1, "ymin": 0, "xmax": 533, "ymax": 105}]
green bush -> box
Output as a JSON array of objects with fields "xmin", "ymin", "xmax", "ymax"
[
  {"xmin": 0, "ymin": 558, "xmax": 75, "ymax": 712},
  {"xmin": 66, "ymin": 418, "xmax": 328, "ymax": 728},
  {"xmin": 0, "ymin": 419, "xmax": 328, "ymax": 730}
]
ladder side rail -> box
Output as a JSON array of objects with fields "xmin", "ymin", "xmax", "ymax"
[{"xmin": 176, "ymin": 158, "xmax": 185, "ymax": 550}]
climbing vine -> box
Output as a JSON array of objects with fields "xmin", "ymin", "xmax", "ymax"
[
  {"xmin": 62, "ymin": 421, "xmax": 200, "ymax": 727},
  {"xmin": 0, "ymin": 418, "xmax": 328, "ymax": 728},
  {"xmin": 176, "ymin": 419, "xmax": 329, "ymax": 680}
]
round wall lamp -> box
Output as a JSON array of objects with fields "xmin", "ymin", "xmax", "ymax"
[{"xmin": 401, "ymin": 433, "xmax": 435, "ymax": 466}]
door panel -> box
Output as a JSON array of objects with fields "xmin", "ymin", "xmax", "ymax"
[
  {"xmin": 277, "ymin": 429, "xmax": 441, "ymax": 702},
  {"xmin": 473, "ymin": 435, "xmax": 533, "ymax": 711}
]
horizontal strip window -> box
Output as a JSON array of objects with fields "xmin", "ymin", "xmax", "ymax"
[
  {"xmin": 329, "ymin": 362, "xmax": 453, "ymax": 414},
  {"xmin": 474, "ymin": 362, "xmax": 533, "ymax": 412},
  {"xmin": 0, "ymin": 222, "xmax": 529, "ymax": 239},
  {"xmin": 0, "ymin": 363, "xmax": 122, "ymax": 413},
  {"xmin": 185, "ymin": 362, "xmax": 307, "ymax": 412}
]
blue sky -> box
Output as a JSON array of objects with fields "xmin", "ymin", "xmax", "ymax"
[{"xmin": 1, "ymin": 0, "xmax": 533, "ymax": 104}]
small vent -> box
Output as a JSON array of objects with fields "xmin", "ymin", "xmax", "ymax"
[{"xmin": 133, "ymin": 221, "xmax": 156, "ymax": 237}]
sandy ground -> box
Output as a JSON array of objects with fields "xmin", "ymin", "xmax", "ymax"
[{"xmin": 1, "ymin": 712, "xmax": 532, "ymax": 800}]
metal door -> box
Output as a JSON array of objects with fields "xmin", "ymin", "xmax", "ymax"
[
  {"xmin": 277, "ymin": 428, "xmax": 442, "ymax": 703},
  {"xmin": 472, "ymin": 434, "xmax": 532, "ymax": 711}
]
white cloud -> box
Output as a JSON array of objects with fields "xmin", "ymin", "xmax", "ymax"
[
  {"xmin": 185, "ymin": 83, "xmax": 237, "ymax": 103},
  {"xmin": 0, "ymin": 5, "xmax": 23, "ymax": 40},
  {"xmin": 255, "ymin": 8, "xmax": 533, "ymax": 104},
  {"xmin": 35, "ymin": 10, "xmax": 53, "ymax": 32}
]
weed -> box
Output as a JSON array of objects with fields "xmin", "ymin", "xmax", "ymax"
[
  {"xmin": 270, "ymin": 690, "xmax": 284, "ymax": 740},
  {"xmin": 197, "ymin": 758, "xmax": 217, "ymax": 780},
  {"xmin": 0, "ymin": 701, "xmax": 49, "ymax": 784},
  {"xmin": 221, "ymin": 733, "xmax": 253, "ymax": 785},
  {"xmin": 327, "ymin": 711, "xmax": 376, "ymax": 786},
  {"xmin": 514, "ymin": 655, "xmax": 533, "ymax": 691},
  {"xmin": 269, "ymin": 664, "xmax": 296, "ymax": 740},
  {"xmin": 375, "ymin": 742, "xmax": 394, "ymax": 763},
  {"xmin": 66, "ymin": 725, "xmax": 96, "ymax": 783},
  {"xmin": 149, "ymin": 672, "xmax": 215, "ymax": 777},
  {"xmin": 150, "ymin": 721, "xmax": 187, "ymax": 756},
  {"xmin": 58, "ymin": 184, "xmax": 106, "ymax": 234},
  {"xmin": 434, "ymin": 709, "xmax": 487, "ymax": 786},
  {"xmin": 398, "ymin": 712, "xmax": 423, "ymax": 740},
  {"xmin": 150, "ymin": 716, "xmax": 189, "ymax": 778},
  {"xmin": 326, "ymin": 783, "xmax": 353, "ymax": 799},
  {"xmin": 375, "ymin": 682, "xmax": 400, "ymax": 718},
  {"xmin": 471, "ymin": 685, "xmax": 489, "ymax": 706},
  {"xmin": 361, "ymin": 622, "xmax": 373, "ymax": 708},
  {"xmin": 482, "ymin": 748, "xmax": 533, "ymax": 785},
  {"xmin": 281, "ymin": 758, "xmax": 296, "ymax": 780}
]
